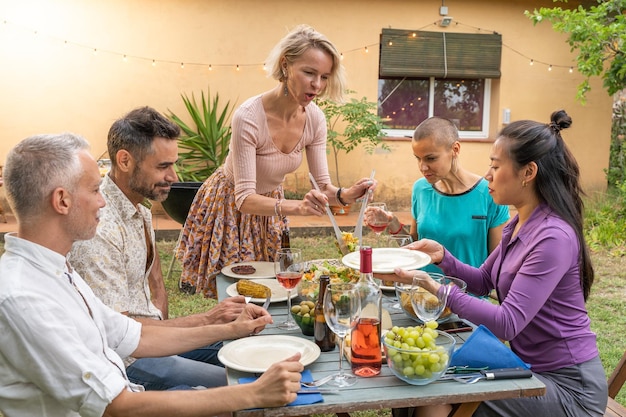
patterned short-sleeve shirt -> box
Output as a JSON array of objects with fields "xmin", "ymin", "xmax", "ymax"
[{"xmin": 70, "ymin": 174, "xmax": 162, "ymax": 320}]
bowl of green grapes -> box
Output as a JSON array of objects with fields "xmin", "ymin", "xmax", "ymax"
[{"xmin": 383, "ymin": 323, "xmax": 456, "ymax": 385}]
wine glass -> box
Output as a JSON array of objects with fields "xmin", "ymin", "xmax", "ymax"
[
  {"xmin": 387, "ymin": 234, "xmax": 413, "ymax": 248},
  {"xmin": 365, "ymin": 202, "xmax": 390, "ymax": 246},
  {"xmin": 380, "ymin": 234, "xmax": 414, "ymax": 312},
  {"xmin": 410, "ymin": 273, "xmax": 449, "ymax": 323},
  {"xmin": 274, "ymin": 248, "xmax": 304, "ymax": 330},
  {"xmin": 323, "ymin": 283, "xmax": 361, "ymax": 387}
]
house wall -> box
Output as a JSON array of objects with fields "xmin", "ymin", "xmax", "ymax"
[{"xmin": 0, "ymin": 0, "xmax": 612, "ymax": 212}]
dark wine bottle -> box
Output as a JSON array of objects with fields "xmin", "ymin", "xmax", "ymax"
[
  {"xmin": 280, "ymin": 225, "xmax": 291, "ymax": 248},
  {"xmin": 314, "ymin": 274, "xmax": 336, "ymax": 351}
]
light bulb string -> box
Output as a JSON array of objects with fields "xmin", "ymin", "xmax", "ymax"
[{"xmin": 1, "ymin": 17, "xmax": 575, "ymax": 71}]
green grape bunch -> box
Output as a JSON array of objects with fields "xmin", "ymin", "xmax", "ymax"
[{"xmin": 384, "ymin": 321, "xmax": 451, "ymax": 380}]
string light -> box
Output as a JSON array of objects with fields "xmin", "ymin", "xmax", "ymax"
[{"xmin": 0, "ymin": 17, "xmax": 574, "ymax": 74}]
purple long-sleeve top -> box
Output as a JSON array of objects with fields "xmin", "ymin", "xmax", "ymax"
[{"xmin": 438, "ymin": 203, "xmax": 599, "ymax": 372}]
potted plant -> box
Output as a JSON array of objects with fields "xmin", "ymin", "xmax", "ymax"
[
  {"xmin": 316, "ymin": 91, "xmax": 388, "ymax": 214},
  {"xmin": 161, "ymin": 88, "xmax": 234, "ymax": 224}
]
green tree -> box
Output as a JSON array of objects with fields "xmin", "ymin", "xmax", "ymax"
[{"xmin": 526, "ymin": 0, "xmax": 626, "ymax": 103}]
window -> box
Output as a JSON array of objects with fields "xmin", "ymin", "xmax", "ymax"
[
  {"xmin": 378, "ymin": 29, "xmax": 501, "ymax": 139},
  {"xmin": 378, "ymin": 78, "xmax": 491, "ymax": 139}
]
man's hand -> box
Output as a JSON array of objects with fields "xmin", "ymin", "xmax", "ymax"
[
  {"xmin": 229, "ymin": 302, "xmax": 273, "ymax": 338},
  {"xmin": 203, "ymin": 296, "xmax": 247, "ymax": 324},
  {"xmin": 252, "ymin": 353, "xmax": 303, "ymax": 407}
]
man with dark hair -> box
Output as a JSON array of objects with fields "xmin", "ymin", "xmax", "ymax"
[{"xmin": 71, "ymin": 106, "xmax": 248, "ymax": 390}]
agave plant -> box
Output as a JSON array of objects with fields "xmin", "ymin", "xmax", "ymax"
[{"xmin": 168, "ymin": 88, "xmax": 234, "ymax": 182}]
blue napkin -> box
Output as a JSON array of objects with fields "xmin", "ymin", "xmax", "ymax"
[
  {"xmin": 449, "ymin": 324, "xmax": 530, "ymax": 370},
  {"xmin": 238, "ymin": 369, "xmax": 323, "ymax": 406}
]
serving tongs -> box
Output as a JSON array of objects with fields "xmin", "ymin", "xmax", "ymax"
[
  {"xmin": 354, "ymin": 170, "xmax": 376, "ymax": 248},
  {"xmin": 308, "ymin": 173, "xmax": 350, "ymax": 255}
]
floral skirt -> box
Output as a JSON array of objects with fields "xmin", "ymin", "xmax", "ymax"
[{"xmin": 175, "ymin": 168, "xmax": 285, "ymax": 299}]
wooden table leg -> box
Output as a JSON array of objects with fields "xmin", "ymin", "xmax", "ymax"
[{"xmin": 449, "ymin": 401, "xmax": 481, "ymax": 417}]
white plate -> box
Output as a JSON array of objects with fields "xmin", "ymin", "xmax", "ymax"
[
  {"xmin": 221, "ymin": 261, "xmax": 276, "ymax": 279},
  {"xmin": 218, "ymin": 335, "xmax": 321, "ymax": 373},
  {"xmin": 226, "ymin": 278, "xmax": 297, "ymax": 303},
  {"xmin": 342, "ymin": 248, "xmax": 431, "ymax": 274}
]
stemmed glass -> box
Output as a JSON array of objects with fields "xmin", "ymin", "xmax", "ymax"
[
  {"xmin": 410, "ymin": 273, "xmax": 449, "ymax": 323},
  {"xmin": 365, "ymin": 202, "xmax": 390, "ymax": 246},
  {"xmin": 274, "ymin": 248, "xmax": 304, "ymax": 330},
  {"xmin": 323, "ymin": 283, "xmax": 361, "ymax": 387},
  {"xmin": 381, "ymin": 235, "xmax": 414, "ymax": 312}
]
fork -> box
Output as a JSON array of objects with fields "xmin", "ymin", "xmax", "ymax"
[{"xmin": 301, "ymin": 374, "xmax": 334, "ymax": 388}]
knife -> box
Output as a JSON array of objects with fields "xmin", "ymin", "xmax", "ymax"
[
  {"xmin": 308, "ymin": 173, "xmax": 350, "ymax": 255},
  {"xmin": 440, "ymin": 367, "xmax": 532, "ymax": 383}
]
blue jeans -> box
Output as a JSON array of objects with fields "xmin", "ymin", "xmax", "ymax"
[
  {"xmin": 178, "ymin": 341, "xmax": 224, "ymax": 366},
  {"xmin": 126, "ymin": 343, "xmax": 226, "ymax": 391}
]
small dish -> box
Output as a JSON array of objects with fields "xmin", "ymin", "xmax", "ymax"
[
  {"xmin": 226, "ymin": 278, "xmax": 297, "ymax": 303},
  {"xmin": 342, "ymin": 248, "xmax": 431, "ymax": 274},
  {"xmin": 221, "ymin": 261, "xmax": 276, "ymax": 279}
]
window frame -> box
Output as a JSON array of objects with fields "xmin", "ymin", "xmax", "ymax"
[{"xmin": 380, "ymin": 78, "xmax": 492, "ymax": 140}]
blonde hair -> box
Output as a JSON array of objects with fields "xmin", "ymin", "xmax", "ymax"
[{"xmin": 265, "ymin": 24, "xmax": 346, "ymax": 102}]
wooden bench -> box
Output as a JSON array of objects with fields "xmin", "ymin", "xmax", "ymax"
[{"xmin": 606, "ymin": 350, "xmax": 626, "ymax": 417}]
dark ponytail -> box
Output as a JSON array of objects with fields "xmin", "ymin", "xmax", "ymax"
[{"xmin": 498, "ymin": 110, "xmax": 594, "ymax": 300}]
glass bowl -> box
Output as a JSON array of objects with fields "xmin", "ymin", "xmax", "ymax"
[
  {"xmin": 383, "ymin": 328, "xmax": 455, "ymax": 385},
  {"xmin": 395, "ymin": 275, "xmax": 467, "ymax": 323}
]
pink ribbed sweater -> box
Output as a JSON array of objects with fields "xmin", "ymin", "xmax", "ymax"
[{"xmin": 223, "ymin": 94, "xmax": 332, "ymax": 209}]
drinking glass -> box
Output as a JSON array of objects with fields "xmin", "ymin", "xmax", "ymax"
[
  {"xmin": 365, "ymin": 202, "xmax": 390, "ymax": 246},
  {"xmin": 410, "ymin": 273, "xmax": 449, "ymax": 323},
  {"xmin": 274, "ymin": 248, "xmax": 304, "ymax": 330},
  {"xmin": 323, "ymin": 283, "xmax": 361, "ymax": 387},
  {"xmin": 379, "ymin": 234, "xmax": 414, "ymax": 312},
  {"xmin": 387, "ymin": 234, "xmax": 413, "ymax": 248}
]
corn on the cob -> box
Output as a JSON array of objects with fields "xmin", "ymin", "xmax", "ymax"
[{"xmin": 236, "ymin": 280, "xmax": 271, "ymax": 298}]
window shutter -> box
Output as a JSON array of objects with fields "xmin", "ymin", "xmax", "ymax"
[{"xmin": 379, "ymin": 29, "xmax": 502, "ymax": 79}]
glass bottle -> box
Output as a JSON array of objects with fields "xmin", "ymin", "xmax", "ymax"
[
  {"xmin": 351, "ymin": 246, "xmax": 382, "ymax": 376},
  {"xmin": 314, "ymin": 274, "xmax": 336, "ymax": 352},
  {"xmin": 280, "ymin": 222, "xmax": 291, "ymax": 249}
]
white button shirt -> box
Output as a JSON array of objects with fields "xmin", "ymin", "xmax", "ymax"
[{"xmin": 0, "ymin": 234, "xmax": 142, "ymax": 417}]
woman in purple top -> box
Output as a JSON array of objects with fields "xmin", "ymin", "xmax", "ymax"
[{"xmin": 395, "ymin": 110, "xmax": 607, "ymax": 417}]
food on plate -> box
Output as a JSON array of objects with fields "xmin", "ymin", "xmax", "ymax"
[
  {"xmin": 298, "ymin": 260, "xmax": 360, "ymax": 301},
  {"xmin": 236, "ymin": 279, "xmax": 271, "ymax": 298},
  {"xmin": 231, "ymin": 264, "xmax": 257, "ymax": 275}
]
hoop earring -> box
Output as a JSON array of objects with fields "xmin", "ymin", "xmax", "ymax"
[{"xmin": 522, "ymin": 180, "xmax": 527, "ymax": 187}]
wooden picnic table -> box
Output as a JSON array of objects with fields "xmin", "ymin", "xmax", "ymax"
[{"xmin": 216, "ymin": 272, "xmax": 545, "ymax": 417}]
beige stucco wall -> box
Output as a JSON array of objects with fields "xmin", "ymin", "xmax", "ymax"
[{"xmin": 0, "ymin": 0, "xmax": 612, "ymax": 213}]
